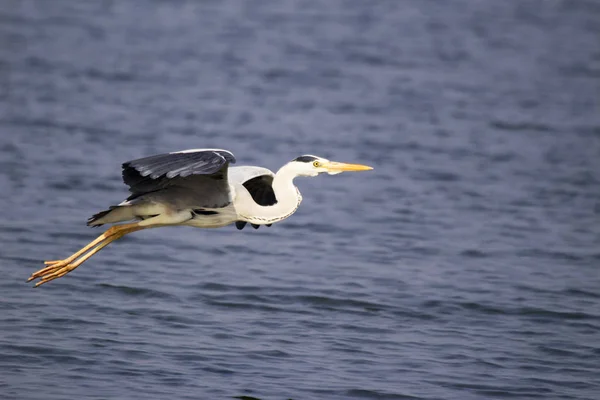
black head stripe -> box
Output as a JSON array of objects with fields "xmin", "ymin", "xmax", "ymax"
[{"xmin": 293, "ymin": 155, "xmax": 318, "ymax": 163}]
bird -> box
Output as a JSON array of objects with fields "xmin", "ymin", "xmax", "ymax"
[{"xmin": 28, "ymin": 149, "xmax": 373, "ymax": 287}]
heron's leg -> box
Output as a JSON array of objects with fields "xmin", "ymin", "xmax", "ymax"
[
  {"xmin": 31, "ymin": 223, "xmax": 142, "ymax": 273},
  {"xmin": 33, "ymin": 237, "xmax": 116, "ymax": 287},
  {"xmin": 29, "ymin": 211, "xmax": 192, "ymax": 286},
  {"xmin": 43, "ymin": 225, "xmax": 127, "ymax": 265},
  {"xmin": 28, "ymin": 222, "xmax": 147, "ymax": 285}
]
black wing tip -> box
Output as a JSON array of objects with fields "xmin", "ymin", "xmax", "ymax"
[
  {"xmin": 236, "ymin": 222, "xmax": 273, "ymax": 230},
  {"xmin": 236, "ymin": 221, "xmax": 247, "ymax": 230}
]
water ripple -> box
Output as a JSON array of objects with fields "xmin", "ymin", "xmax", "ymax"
[
  {"xmin": 2, "ymin": 1, "xmax": 600, "ymax": 399},
  {"xmin": 95, "ymin": 283, "xmax": 179, "ymax": 301}
]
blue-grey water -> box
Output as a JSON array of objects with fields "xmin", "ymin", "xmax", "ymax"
[{"xmin": 1, "ymin": 1, "xmax": 599, "ymax": 399}]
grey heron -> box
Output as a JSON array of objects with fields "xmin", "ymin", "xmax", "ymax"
[{"xmin": 28, "ymin": 149, "xmax": 372, "ymax": 287}]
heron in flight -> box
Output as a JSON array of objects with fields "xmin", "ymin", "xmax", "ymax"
[{"xmin": 28, "ymin": 149, "xmax": 372, "ymax": 287}]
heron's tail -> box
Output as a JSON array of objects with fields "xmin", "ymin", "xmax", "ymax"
[{"xmin": 87, "ymin": 206, "xmax": 135, "ymax": 227}]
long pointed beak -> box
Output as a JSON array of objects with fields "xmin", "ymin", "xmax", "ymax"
[{"xmin": 324, "ymin": 161, "xmax": 373, "ymax": 174}]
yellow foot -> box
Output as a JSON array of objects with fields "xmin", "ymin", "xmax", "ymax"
[
  {"xmin": 29, "ymin": 238, "xmax": 115, "ymax": 287},
  {"xmin": 28, "ymin": 222, "xmax": 145, "ymax": 287},
  {"xmin": 28, "ymin": 261, "xmax": 81, "ymax": 287},
  {"xmin": 28, "ymin": 257, "xmax": 78, "ymax": 281}
]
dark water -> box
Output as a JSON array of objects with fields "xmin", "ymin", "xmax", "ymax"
[{"xmin": 1, "ymin": 1, "xmax": 600, "ymax": 399}]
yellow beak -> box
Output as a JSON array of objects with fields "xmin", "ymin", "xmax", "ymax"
[{"xmin": 324, "ymin": 161, "xmax": 373, "ymax": 172}]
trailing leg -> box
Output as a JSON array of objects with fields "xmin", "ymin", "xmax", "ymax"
[{"xmin": 28, "ymin": 222, "xmax": 146, "ymax": 287}]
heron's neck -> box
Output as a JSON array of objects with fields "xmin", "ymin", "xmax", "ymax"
[{"xmin": 237, "ymin": 163, "xmax": 302, "ymax": 224}]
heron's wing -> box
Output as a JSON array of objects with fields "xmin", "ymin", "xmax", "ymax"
[
  {"xmin": 242, "ymin": 175, "xmax": 277, "ymax": 206},
  {"xmin": 228, "ymin": 166, "xmax": 276, "ymax": 206},
  {"xmin": 227, "ymin": 166, "xmax": 273, "ymax": 185},
  {"xmin": 229, "ymin": 166, "xmax": 276, "ymax": 230},
  {"xmin": 122, "ymin": 149, "xmax": 236, "ymax": 208},
  {"xmin": 123, "ymin": 149, "xmax": 235, "ymax": 182}
]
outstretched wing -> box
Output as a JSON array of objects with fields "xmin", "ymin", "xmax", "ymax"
[
  {"xmin": 122, "ymin": 149, "xmax": 236, "ymax": 208},
  {"xmin": 228, "ymin": 166, "xmax": 276, "ymax": 230}
]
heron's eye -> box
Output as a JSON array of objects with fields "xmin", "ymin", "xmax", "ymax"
[{"xmin": 313, "ymin": 161, "xmax": 321, "ymax": 167}]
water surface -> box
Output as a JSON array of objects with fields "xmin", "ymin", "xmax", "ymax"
[{"xmin": 1, "ymin": 1, "xmax": 599, "ymax": 399}]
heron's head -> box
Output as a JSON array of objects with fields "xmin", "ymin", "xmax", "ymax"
[{"xmin": 290, "ymin": 155, "xmax": 373, "ymax": 177}]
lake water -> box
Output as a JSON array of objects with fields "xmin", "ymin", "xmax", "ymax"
[{"xmin": 1, "ymin": 1, "xmax": 599, "ymax": 399}]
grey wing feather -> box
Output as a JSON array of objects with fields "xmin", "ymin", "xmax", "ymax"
[
  {"xmin": 121, "ymin": 149, "xmax": 236, "ymax": 208},
  {"xmin": 123, "ymin": 149, "xmax": 235, "ymax": 182}
]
